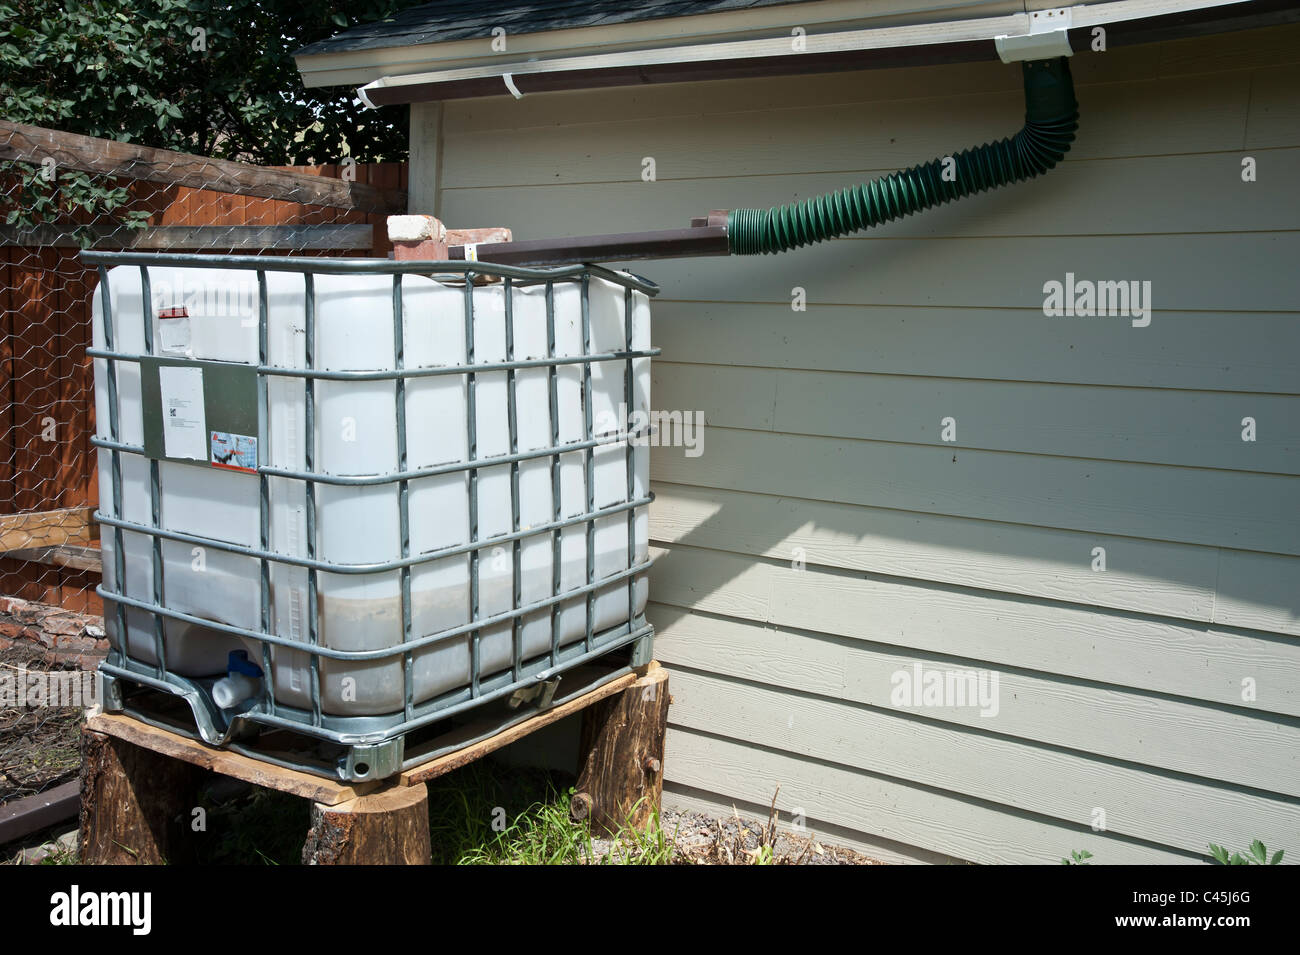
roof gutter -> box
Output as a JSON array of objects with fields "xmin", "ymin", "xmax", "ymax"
[{"xmin": 354, "ymin": 0, "xmax": 1273, "ymax": 106}]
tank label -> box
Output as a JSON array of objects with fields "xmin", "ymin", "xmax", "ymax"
[
  {"xmin": 209, "ymin": 431, "xmax": 258, "ymax": 472},
  {"xmin": 140, "ymin": 356, "xmax": 259, "ymax": 471},
  {"xmin": 158, "ymin": 365, "xmax": 208, "ymax": 461}
]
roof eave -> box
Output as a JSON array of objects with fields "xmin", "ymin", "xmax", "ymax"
[{"xmin": 298, "ymin": 0, "xmax": 1296, "ymax": 103}]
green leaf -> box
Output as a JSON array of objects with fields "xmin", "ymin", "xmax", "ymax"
[
  {"xmin": 1271, "ymin": 849, "xmax": 1284, "ymax": 865},
  {"xmin": 1209, "ymin": 844, "xmax": 1230, "ymax": 865},
  {"xmin": 1249, "ymin": 840, "xmax": 1268, "ymax": 864}
]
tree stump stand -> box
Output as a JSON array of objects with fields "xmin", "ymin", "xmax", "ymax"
[
  {"xmin": 79, "ymin": 662, "xmax": 671, "ymax": 864},
  {"xmin": 575, "ymin": 664, "xmax": 670, "ymax": 835}
]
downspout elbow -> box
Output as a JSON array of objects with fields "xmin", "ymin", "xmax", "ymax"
[{"xmin": 727, "ymin": 56, "xmax": 1079, "ymax": 255}]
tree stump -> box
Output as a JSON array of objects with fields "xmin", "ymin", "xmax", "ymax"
[
  {"xmin": 575, "ymin": 665, "xmax": 670, "ymax": 835},
  {"xmin": 302, "ymin": 783, "xmax": 430, "ymax": 865},
  {"xmin": 79, "ymin": 727, "xmax": 205, "ymax": 864}
]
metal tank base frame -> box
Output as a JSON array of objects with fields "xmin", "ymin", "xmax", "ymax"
[{"xmin": 84, "ymin": 250, "xmax": 659, "ymax": 782}]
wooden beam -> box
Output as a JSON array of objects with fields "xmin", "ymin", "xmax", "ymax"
[
  {"xmin": 0, "ymin": 223, "xmax": 374, "ymax": 251},
  {"xmin": 84, "ymin": 713, "xmax": 377, "ymax": 805},
  {"xmin": 0, "ymin": 780, "xmax": 80, "ymax": 845},
  {"xmin": 0, "ymin": 505, "xmax": 95, "ymax": 552},
  {"xmin": 3, "ymin": 544, "xmax": 102, "ymax": 573},
  {"xmin": 449, "ymin": 225, "xmax": 730, "ymax": 267},
  {"xmin": 0, "ymin": 121, "xmax": 406, "ymax": 214}
]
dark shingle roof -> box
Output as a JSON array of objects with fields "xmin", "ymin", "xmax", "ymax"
[{"xmin": 296, "ymin": 0, "xmax": 819, "ymax": 57}]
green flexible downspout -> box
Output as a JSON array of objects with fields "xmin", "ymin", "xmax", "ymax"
[{"xmin": 727, "ymin": 56, "xmax": 1079, "ymax": 255}]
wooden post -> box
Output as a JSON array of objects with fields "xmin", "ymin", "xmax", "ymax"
[
  {"xmin": 302, "ymin": 784, "xmax": 431, "ymax": 865},
  {"xmin": 79, "ymin": 727, "xmax": 205, "ymax": 864},
  {"xmin": 575, "ymin": 665, "xmax": 670, "ymax": 835}
]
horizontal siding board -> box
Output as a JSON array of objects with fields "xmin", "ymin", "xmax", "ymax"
[
  {"xmin": 653, "ymin": 361, "xmax": 1300, "ymax": 473},
  {"xmin": 666, "ymin": 666, "xmax": 1300, "ymax": 856},
  {"xmin": 630, "ymin": 234, "xmax": 1300, "ymax": 311},
  {"xmin": 1246, "ymin": 65, "xmax": 1300, "ymax": 148},
  {"xmin": 1214, "ymin": 550, "xmax": 1300, "ymax": 637},
  {"xmin": 440, "ymin": 26, "xmax": 1300, "ymax": 136},
  {"xmin": 649, "ymin": 547, "xmax": 1300, "ymax": 721},
  {"xmin": 651, "ymin": 601, "xmax": 1300, "ymax": 796},
  {"xmin": 666, "ymin": 726, "xmax": 1198, "ymax": 864},
  {"xmin": 442, "ymin": 72, "xmax": 1264, "ymax": 188},
  {"xmin": 648, "ymin": 482, "xmax": 1221, "ymax": 623},
  {"xmin": 440, "ymin": 147, "xmax": 1300, "ymax": 239},
  {"xmin": 650, "ymin": 302, "xmax": 1300, "ymax": 395},
  {"xmin": 650, "ymin": 427, "xmax": 1300, "ymax": 555}
]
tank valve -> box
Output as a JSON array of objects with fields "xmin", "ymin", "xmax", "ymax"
[{"xmin": 212, "ymin": 650, "xmax": 264, "ymax": 710}]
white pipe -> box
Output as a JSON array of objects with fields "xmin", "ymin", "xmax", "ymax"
[{"xmin": 212, "ymin": 671, "xmax": 261, "ymax": 709}]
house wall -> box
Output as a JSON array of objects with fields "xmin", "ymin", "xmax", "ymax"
[{"xmin": 414, "ymin": 23, "xmax": 1300, "ymax": 863}]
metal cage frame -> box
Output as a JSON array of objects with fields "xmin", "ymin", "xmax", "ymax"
[{"xmin": 81, "ymin": 249, "xmax": 660, "ymax": 781}]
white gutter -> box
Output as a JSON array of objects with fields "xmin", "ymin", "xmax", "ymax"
[
  {"xmin": 299, "ymin": 0, "xmax": 1023, "ymax": 87},
  {"xmin": 355, "ymin": 0, "xmax": 1247, "ymax": 104}
]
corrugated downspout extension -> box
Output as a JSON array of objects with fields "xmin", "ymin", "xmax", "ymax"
[{"xmin": 727, "ymin": 56, "xmax": 1078, "ymax": 255}]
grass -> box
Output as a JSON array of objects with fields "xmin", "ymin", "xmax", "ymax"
[
  {"xmin": 161, "ymin": 759, "xmax": 677, "ymax": 865},
  {"xmin": 428, "ymin": 761, "xmax": 675, "ymax": 865}
]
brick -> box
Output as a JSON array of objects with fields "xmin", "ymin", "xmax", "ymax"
[
  {"xmin": 54, "ymin": 633, "xmax": 103, "ymax": 653},
  {"xmin": 0, "ymin": 596, "xmax": 27, "ymax": 615},
  {"xmin": 59, "ymin": 652, "xmax": 107, "ymax": 670},
  {"xmin": 42, "ymin": 613, "xmax": 88, "ymax": 636},
  {"xmin": 0, "ymin": 620, "xmax": 24, "ymax": 639},
  {"xmin": 447, "ymin": 226, "xmax": 512, "ymax": 246}
]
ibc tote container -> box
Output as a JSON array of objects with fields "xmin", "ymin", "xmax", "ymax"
[{"xmin": 85, "ymin": 252, "xmax": 657, "ymax": 780}]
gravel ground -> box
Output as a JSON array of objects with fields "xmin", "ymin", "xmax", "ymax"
[{"xmin": 586, "ymin": 804, "xmax": 884, "ymax": 865}]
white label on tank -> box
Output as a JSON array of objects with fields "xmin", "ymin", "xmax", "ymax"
[
  {"xmin": 158, "ymin": 316, "xmax": 192, "ymax": 355},
  {"xmin": 158, "ymin": 365, "xmax": 208, "ymax": 461}
]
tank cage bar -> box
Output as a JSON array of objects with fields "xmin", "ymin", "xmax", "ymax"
[{"xmin": 80, "ymin": 250, "xmax": 660, "ymax": 762}]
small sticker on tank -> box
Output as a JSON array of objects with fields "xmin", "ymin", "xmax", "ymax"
[{"xmin": 210, "ymin": 431, "xmax": 257, "ymax": 472}]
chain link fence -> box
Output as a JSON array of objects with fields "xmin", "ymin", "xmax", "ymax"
[{"xmin": 0, "ymin": 120, "xmax": 406, "ymax": 617}]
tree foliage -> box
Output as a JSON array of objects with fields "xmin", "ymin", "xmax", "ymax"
[{"xmin": 0, "ymin": 0, "xmax": 418, "ymax": 164}]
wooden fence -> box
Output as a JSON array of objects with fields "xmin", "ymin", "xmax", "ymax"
[{"xmin": 0, "ymin": 121, "xmax": 407, "ymax": 611}]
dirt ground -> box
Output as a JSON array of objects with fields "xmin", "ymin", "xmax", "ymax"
[{"xmin": 0, "ymin": 642, "xmax": 86, "ymax": 805}]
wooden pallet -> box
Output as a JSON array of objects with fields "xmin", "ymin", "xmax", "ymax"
[{"xmin": 78, "ymin": 663, "xmax": 669, "ymax": 865}]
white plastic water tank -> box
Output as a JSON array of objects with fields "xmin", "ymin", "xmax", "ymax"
[{"xmin": 92, "ymin": 265, "xmax": 651, "ymax": 716}]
